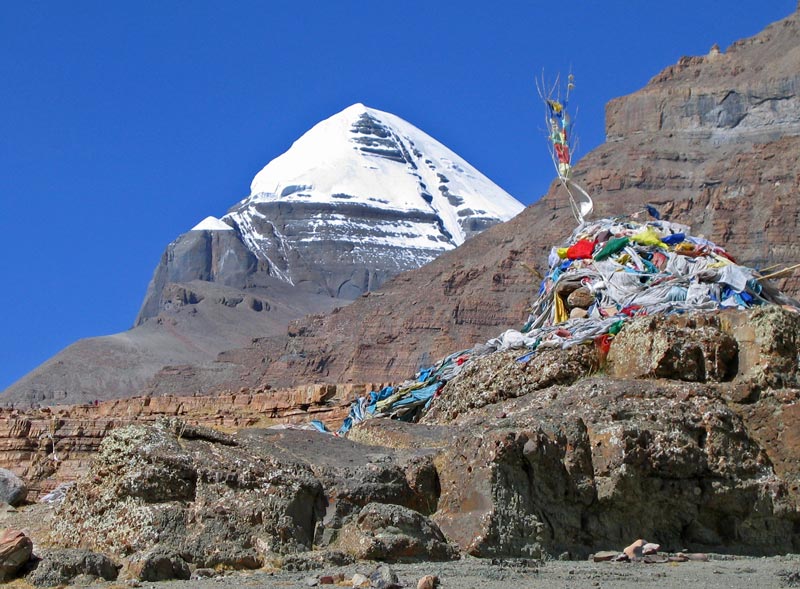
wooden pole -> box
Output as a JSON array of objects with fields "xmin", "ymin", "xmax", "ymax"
[{"xmin": 757, "ymin": 262, "xmax": 800, "ymax": 281}]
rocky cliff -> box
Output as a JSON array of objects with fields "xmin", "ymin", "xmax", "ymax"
[{"xmin": 140, "ymin": 8, "xmax": 800, "ymax": 394}]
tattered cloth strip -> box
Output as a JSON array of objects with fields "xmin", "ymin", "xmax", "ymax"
[{"xmin": 319, "ymin": 217, "xmax": 799, "ymax": 436}]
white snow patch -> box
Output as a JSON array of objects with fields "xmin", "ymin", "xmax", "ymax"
[
  {"xmin": 191, "ymin": 216, "xmax": 233, "ymax": 231},
  {"xmin": 248, "ymin": 103, "xmax": 524, "ymax": 245}
]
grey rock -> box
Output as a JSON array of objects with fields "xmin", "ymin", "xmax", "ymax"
[
  {"xmin": 369, "ymin": 563, "xmax": 400, "ymax": 588},
  {"xmin": 280, "ymin": 550, "xmax": 354, "ymax": 572},
  {"xmin": 190, "ymin": 567, "xmax": 218, "ymax": 580},
  {"xmin": 129, "ymin": 547, "xmax": 190, "ymax": 582},
  {"xmin": 136, "ymin": 228, "xmax": 257, "ymax": 324},
  {"xmin": 0, "ymin": 468, "xmax": 27, "ymax": 506},
  {"xmin": 26, "ymin": 548, "xmax": 119, "ymax": 586},
  {"xmin": 337, "ymin": 503, "xmax": 458, "ymax": 562}
]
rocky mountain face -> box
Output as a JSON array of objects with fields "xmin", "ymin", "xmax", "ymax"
[
  {"xmin": 2, "ymin": 105, "xmax": 522, "ymax": 407},
  {"xmin": 141, "ymin": 7, "xmax": 800, "ymax": 394}
]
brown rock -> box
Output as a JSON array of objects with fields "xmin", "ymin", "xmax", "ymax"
[
  {"xmin": 592, "ymin": 551, "xmax": 620, "ymax": 562},
  {"xmin": 569, "ymin": 307, "xmax": 589, "ymax": 319},
  {"xmin": 567, "ymin": 287, "xmax": 595, "ymax": 309},
  {"xmin": 0, "ymin": 529, "xmax": 32, "ymax": 581},
  {"xmin": 624, "ymin": 539, "xmax": 646, "ymax": 560},
  {"xmin": 417, "ymin": 574, "xmax": 440, "ymax": 589}
]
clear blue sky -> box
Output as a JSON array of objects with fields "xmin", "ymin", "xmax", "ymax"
[{"xmin": 1, "ymin": 1, "xmax": 795, "ymax": 390}]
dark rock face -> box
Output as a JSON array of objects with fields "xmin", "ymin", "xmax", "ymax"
[
  {"xmin": 223, "ymin": 200, "xmax": 414, "ymax": 301},
  {"xmin": 136, "ymin": 228, "xmax": 257, "ymax": 324}
]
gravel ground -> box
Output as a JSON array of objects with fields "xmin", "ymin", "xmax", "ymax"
[
  {"xmin": 139, "ymin": 556, "xmax": 800, "ymax": 589},
  {"xmin": 2, "ymin": 554, "xmax": 790, "ymax": 589},
  {"xmin": 3, "ymin": 504, "xmax": 799, "ymax": 588}
]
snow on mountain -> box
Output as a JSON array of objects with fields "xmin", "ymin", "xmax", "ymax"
[
  {"xmin": 191, "ymin": 216, "xmax": 233, "ymax": 231},
  {"xmin": 224, "ymin": 104, "xmax": 524, "ymax": 290}
]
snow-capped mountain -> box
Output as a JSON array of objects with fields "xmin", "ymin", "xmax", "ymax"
[
  {"xmin": 8, "ymin": 103, "xmax": 524, "ymax": 406},
  {"xmin": 221, "ymin": 103, "xmax": 524, "ymax": 293},
  {"xmin": 138, "ymin": 103, "xmax": 524, "ymax": 321}
]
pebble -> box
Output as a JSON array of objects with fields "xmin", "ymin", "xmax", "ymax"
[
  {"xmin": 351, "ymin": 572, "xmax": 370, "ymax": 587},
  {"xmin": 417, "ymin": 574, "xmax": 439, "ymax": 589},
  {"xmin": 592, "ymin": 551, "xmax": 620, "ymax": 562},
  {"xmin": 623, "ymin": 538, "xmax": 646, "ymax": 560},
  {"xmin": 642, "ymin": 542, "xmax": 660, "ymax": 555}
]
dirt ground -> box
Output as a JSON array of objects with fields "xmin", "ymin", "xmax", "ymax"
[
  {"xmin": 127, "ymin": 555, "xmax": 800, "ymax": 589},
  {"xmin": 3, "ymin": 504, "xmax": 799, "ymax": 588}
]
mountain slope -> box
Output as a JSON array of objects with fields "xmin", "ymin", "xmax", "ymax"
[
  {"xmin": 3, "ymin": 105, "xmax": 522, "ymax": 406},
  {"xmin": 140, "ymin": 6, "xmax": 800, "ymax": 395}
]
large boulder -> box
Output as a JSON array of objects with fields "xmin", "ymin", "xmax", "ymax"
[
  {"xmin": 128, "ymin": 547, "xmax": 190, "ymax": 582},
  {"xmin": 26, "ymin": 548, "xmax": 119, "ymax": 586},
  {"xmin": 607, "ymin": 314, "xmax": 739, "ymax": 382},
  {"xmin": 0, "ymin": 469, "xmax": 27, "ymax": 507},
  {"xmin": 363, "ymin": 375, "xmax": 800, "ymax": 557},
  {"xmin": 335, "ymin": 503, "xmax": 458, "ymax": 562},
  {"xmin": 0, "ymin": 529, "xmax": 32, "ymax": 581},
  {"xmin": 51, "ymin": 420, "xmax": 325, "ymax": 569}
]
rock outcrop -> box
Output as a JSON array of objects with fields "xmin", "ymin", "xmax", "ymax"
[
  {"xmin": 27, "ymin": 549, "xmax": 120, "ymax": 587},
  {"xmin": 0, "ymin": 382, "xmax": 377, "ymax": 499},
  {"xmin": 49, "ymin": 421, "xmax": 449, "ymax": 570},
  {"xmin": 21, "ymin": 306, "xmax": 796, "ymax": 565}
]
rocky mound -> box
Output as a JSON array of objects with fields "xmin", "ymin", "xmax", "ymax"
[{"xmin": 24, "ymin": 306, "xmax": 793, "ymax": 577}]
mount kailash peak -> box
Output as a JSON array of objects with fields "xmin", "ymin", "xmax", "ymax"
[
  {"xmin": 6, "ymin": 103, "xmax": 524, "ymax": 406},
  {"xmin": 137, "ymin": 103, "xmax": 523, "ymax": 322}
]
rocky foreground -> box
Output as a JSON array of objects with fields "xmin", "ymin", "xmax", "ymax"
[{"xmin": 0, "ymin": 305, "xmax": 797, "ymax": 585}]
